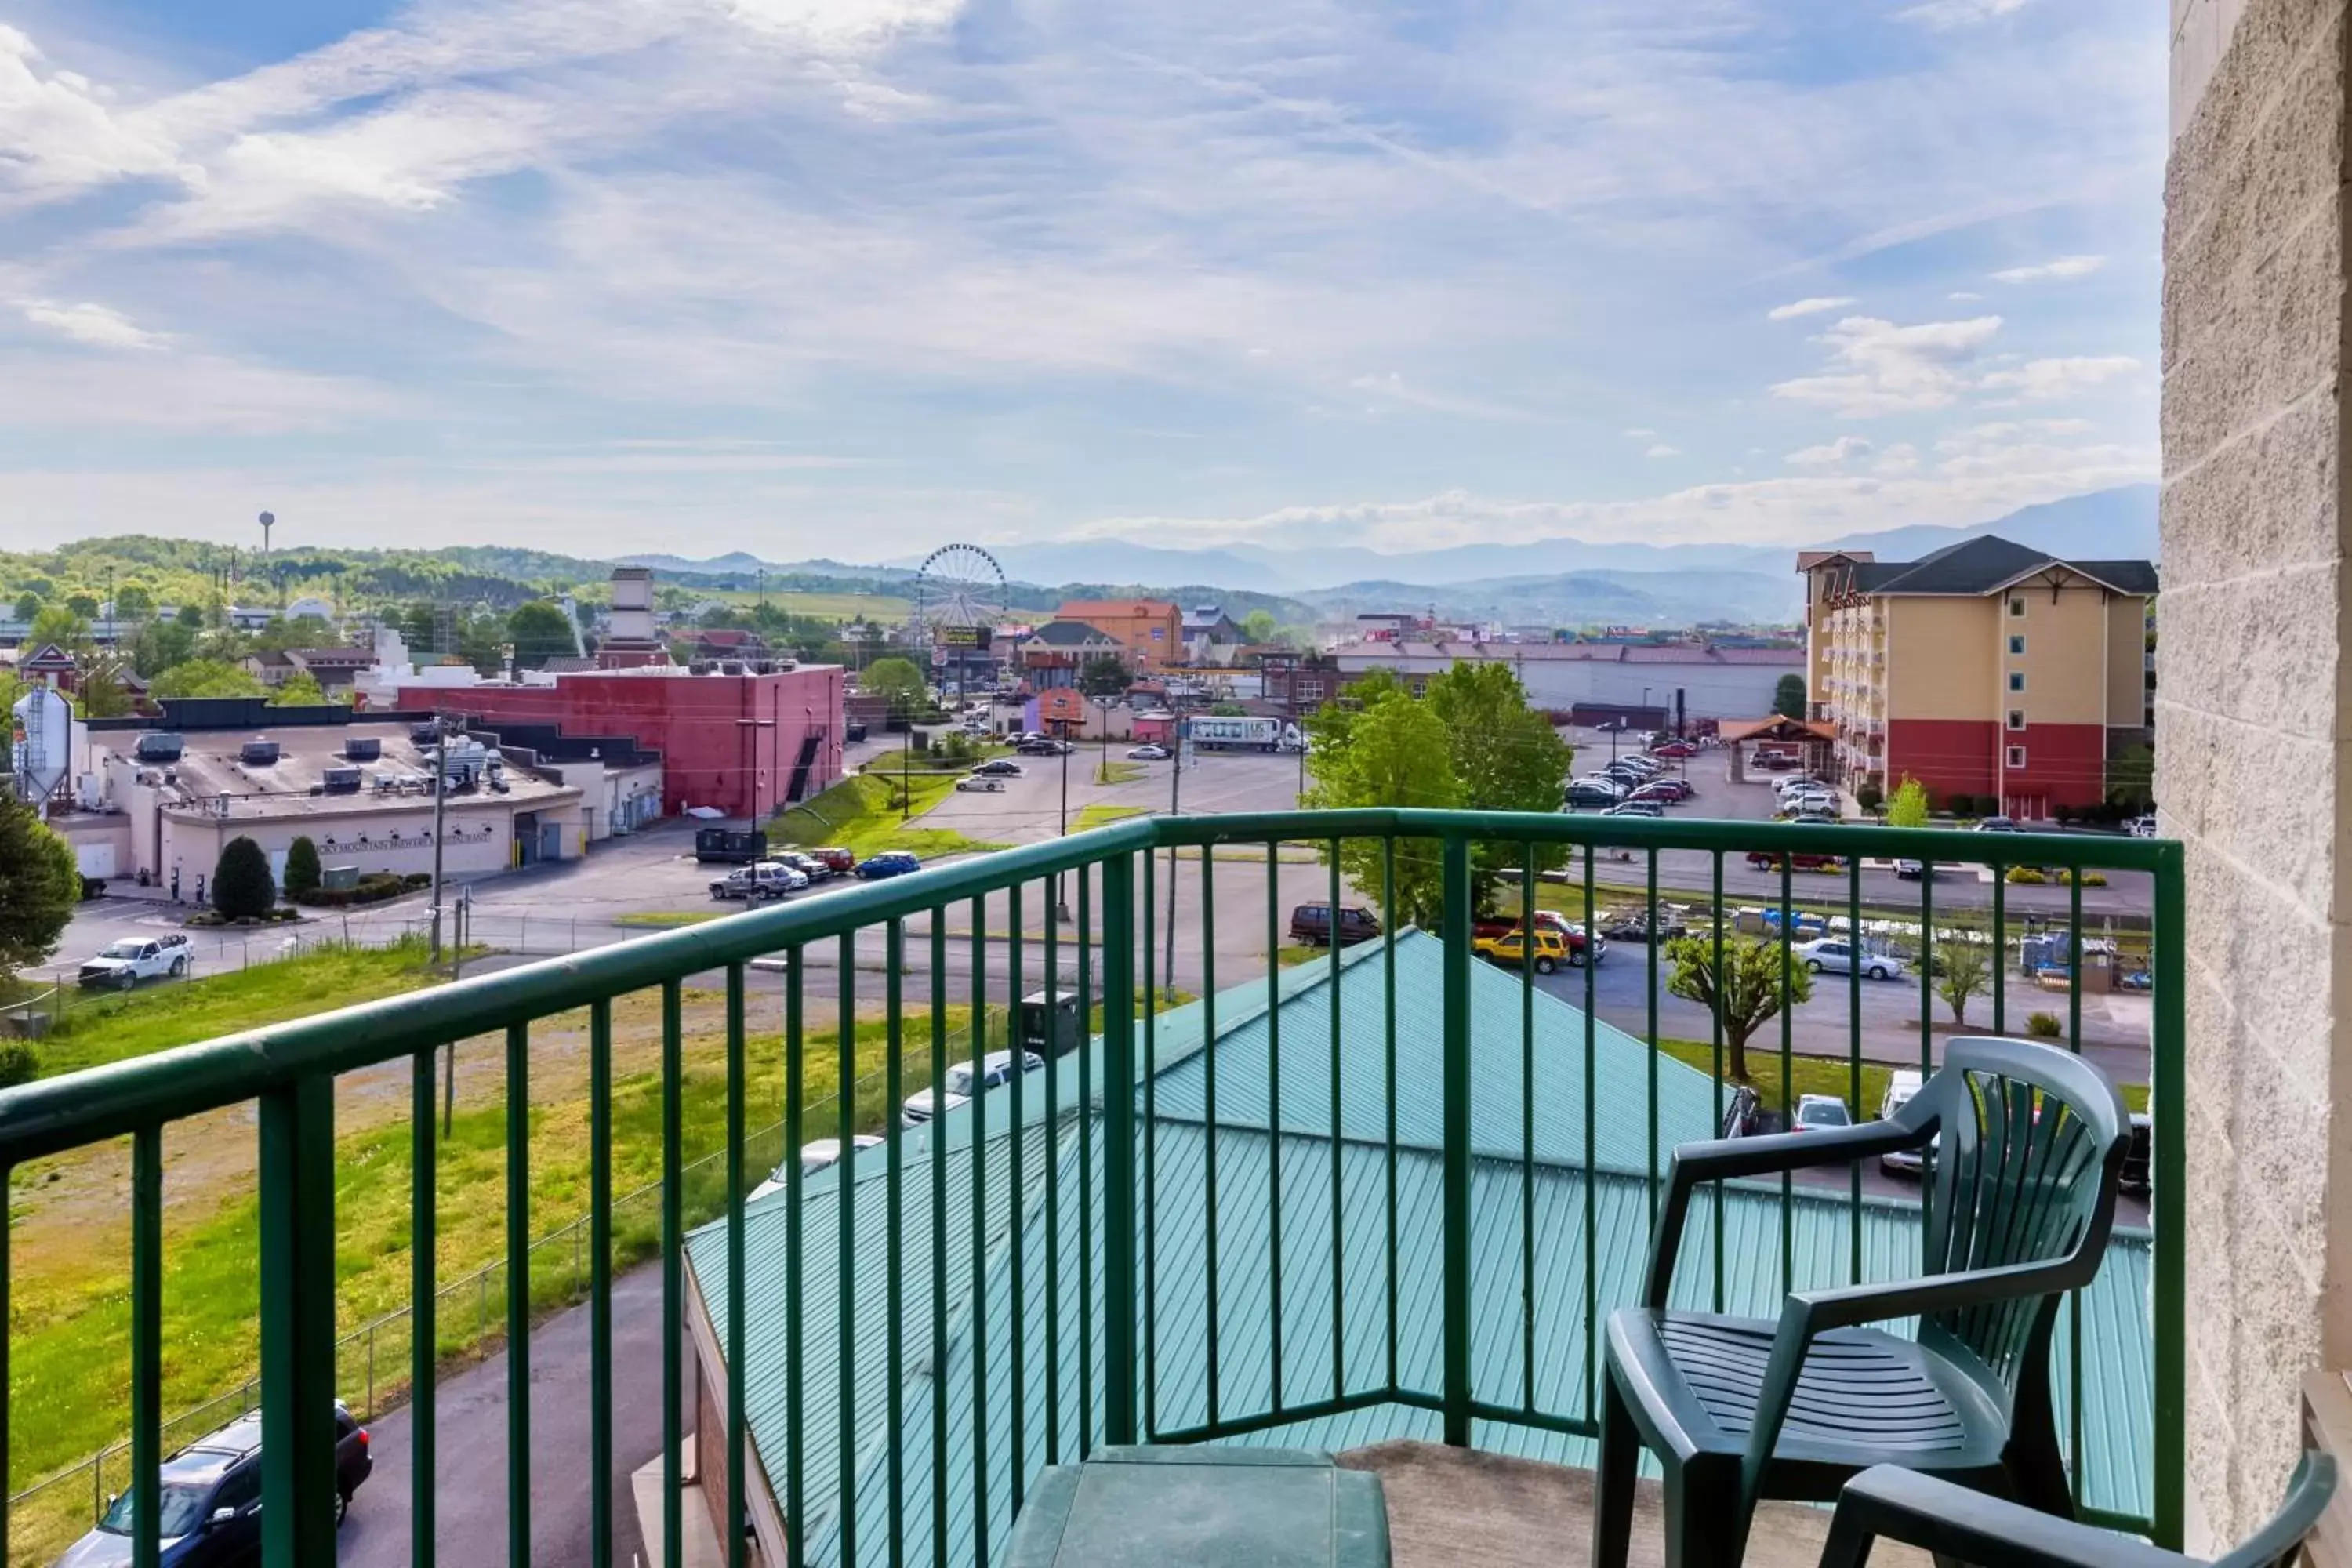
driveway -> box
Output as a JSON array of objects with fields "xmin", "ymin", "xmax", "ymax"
[{"xmin": 339, "ymin": 1262, "xmax": 685, "ymax": 1566}]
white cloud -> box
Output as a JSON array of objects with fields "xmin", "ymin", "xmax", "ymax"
[
  {"xmin": 20, "ymin": 299, "xmax": 167, "ymax": 350},
  {"xmin": 1766, "ymin": 296, "xmax": 1855, "ymax": 321},
  {"xmin": 1644, "ymin": 443, "xmax": 1679, "ymax": 458},
  {"xmin": 1899, "ymin": 0, "xmax": 2037, "ymax": 27},
  {"xmin": 1948, "ymin": 291, "xmax": 1984, "ymax": 301},
  {"xmin": 1784, "ymin": 436, "xmax": 1872, "ymax": 468},
  {"xmin": 0, "ymin": 24, "xmax": 196, "ymax": 205},
  {"xmin": 1769, "ymin": 314, "xmax": 2004, "ymax": 417},
  {"xmin": 1623, "ymin": 427, "xmax": 1657, "ymax": 439},
  {"xmin": 1990, "ymin": 254, "xmax": 2107, "ymax": 284},
  {"xmin": 1978, "ymin": 355, "xmax": 2140, "ymax": 401}
]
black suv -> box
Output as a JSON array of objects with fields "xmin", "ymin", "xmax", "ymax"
[
  {"xmin": 56, "ymin": 1405, "xmax": 372, "ymax": 1565},
  {"xmin": 1288, "ymin": 902, "xmax": 1381, "ymax": 948}
]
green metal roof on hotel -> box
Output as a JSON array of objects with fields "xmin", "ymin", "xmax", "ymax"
[
  {"xmin": 687, "ymin": 936, "xmax": 2156, "ymax": 1566},
  {"xmin": 1140, "ymin": 931, "xmax": 1723, "ymax": 1171}
]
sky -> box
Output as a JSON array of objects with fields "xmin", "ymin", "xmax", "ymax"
[{"xmin": 0, "ymin": 0, "xmax": 2163, "ymax": 563}]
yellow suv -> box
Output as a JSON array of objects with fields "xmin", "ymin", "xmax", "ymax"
[{"xmin": 1473, "ymin": 927, "xmax": 1570, "ymax": 975}]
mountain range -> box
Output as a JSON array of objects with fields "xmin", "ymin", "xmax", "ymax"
[{"xmin": 619, "ymin": 485, "xmax": 2156, "ymax": 627}]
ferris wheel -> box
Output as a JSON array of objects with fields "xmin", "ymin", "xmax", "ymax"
[{"xmin": 912, "ymin": 543, "xmax": 1007, "ymax": 644}]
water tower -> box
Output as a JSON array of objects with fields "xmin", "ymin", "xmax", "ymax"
[{"xmin": 259, "ymin": 510, "xmax": 275, "ymax": 555}]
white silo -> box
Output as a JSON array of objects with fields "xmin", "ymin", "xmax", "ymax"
[{"xmin": 10, "ymin": 684, "xmax": 71, "ymax": 809}]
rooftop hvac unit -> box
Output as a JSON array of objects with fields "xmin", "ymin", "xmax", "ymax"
[
  {"xmin": 240, "ymin": 739, "xmax": 281, "ymax": 766},
  {"xmin": 751, "ymin": 659, "xmax": 775, "ymax": 675},
  {"xmin": 343, "ymin": 736, "xmax": 383, "ymax": 762},
  {"xmin": 134, "ymin": 732, "xmax": 185, "ymax": 763},
  {"xmin": 720, "ymin": 660, "xmax": 744, "ymax": 676},
  {"xmin": 688, "ymin": 660, "xmax": 713, "ymax": 675},
  {"xmin": 321, "ymin": 766, "xmax": 362, "ymax": 794},
  {"xmin": 410, "ymin": 722, "xmax": 442, "ymax": 747}
]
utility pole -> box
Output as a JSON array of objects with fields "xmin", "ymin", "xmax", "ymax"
[
  {"xmin": 1059, "ymin": 722, "xmax": 1071, "ymax": 836},
  {"xmin": 1162, "ymin": 717, "xmax": 1183, "ymax": 990},
  {"xmin": 427, "ymin": 714, "xmax": 456, "ymax": 1138}
]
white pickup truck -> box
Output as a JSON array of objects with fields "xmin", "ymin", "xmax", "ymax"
[{"xmin": 78, "ymin": 933, "xmax": 193, "ymax": 991}]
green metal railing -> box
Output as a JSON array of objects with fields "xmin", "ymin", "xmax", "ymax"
[{"xmin": 0, "ymin": 810, "xmax": 2183, "ymax": 1566}]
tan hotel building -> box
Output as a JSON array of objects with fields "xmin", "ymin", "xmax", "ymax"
[{"xmin": 1799, "ymin": 535, "xmax": 2155, "ymax": 819}]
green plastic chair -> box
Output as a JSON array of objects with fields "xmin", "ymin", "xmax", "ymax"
[
  {"xmin": 1592, "ymin": 1036, "xmax": 2132, "ymax": 1568},
  {"xmin": 1820, "ymin": 1456, "xmax": 2335, "ymax": 1568}
]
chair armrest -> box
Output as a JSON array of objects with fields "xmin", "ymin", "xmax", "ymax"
[
  {"xmin": 1642, "ymin": 1120, "xmax": 1925, "ymax": 1308},
  {"xmin": 1795, "ymin": 1258, "xmax": 2091, "ymax": 1334},
  {"xmin": 1819, "ymin": 1465, "xmax": 2187, "ymax": 1568}
]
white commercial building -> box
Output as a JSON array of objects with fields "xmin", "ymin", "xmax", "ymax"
[{"xmin": 1327, "ymin": 638, "xmax": 1804, "ymax": 720}]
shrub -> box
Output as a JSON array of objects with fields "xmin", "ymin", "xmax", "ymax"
[
  {"xmin": 2049, "ymin": 869, "xmax": 2108, "ymax": 887},
  {"xmin": 1854, "ymin": 783, "xmax": 1884, "ymax": 814},
  {"xmin": 404, "ymin": 872, "xmax": 433, "ymax": 888},
  {"xmin": 0, "ymin": 1039, "xmax": 39, "ymax": 1087},
  {"xmin": 2051, "ymin": 804, "xmax": 2074, "ymax": 826},
  {"xmin": 283, "ymin": 835, "xmax": 322, "ymax": 900},
  {"xmin": 212, "ymin": 836, "xmax": 276, "ymax": 920},
  {"xmin": 2025, "ymin": 1011, "xmax": 2063, "ymax": 1039},
  {"xmin": 2005, "ymin": 866, "xmax": 2048, "ymax": 884}
]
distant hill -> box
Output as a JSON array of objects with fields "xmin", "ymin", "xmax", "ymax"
[
  {"xmin": 1819, "ymin": 485, "xmax": 2158, "ymax": 565},
  {"xmin": 1299, "ymin": 568, "xmax": 1802, "ymax": 628}
]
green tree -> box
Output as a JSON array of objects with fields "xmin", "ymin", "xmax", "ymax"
[
  {"xmin": 1424, "ymin": 661, "xmax": 1575, "ymax": 891},
  {"xmin": 1772, "ymin": 673, "xmax": 1807, "ymax": 721},
  {"xmin": 861, "ymin": 656, "xmax": 929, "ymax": 721},
  {"xmin": 71, "ymin": 662, "xmax": 133, "ymax": 719},
  {"xmin": 64, "ymin": 593, "xmax": 99, "ymax": 619},
  {"xmin": 10, "ymin": 591, "xmax": 39, "ymax": 622},
  {"xmin": 1662, "ymin": 933, "xmax": 1814, "ymax": 1084},
  {"xmin": 212, "ymin": 836, "xmax": 276, "ymax": 920},
  {"xmin": 284, "ymin": 835, "xmax": 323, "ymax": 901},
  {"xmin": 1886, "ymin": 774, "xmax": 1930, "ymax": 829},
  {"xmin": 175, "ymin": 603, "xmax": 205, "ymax": 629},
  {"xmin": 113, "ymin": 583, "xmax": 154, "ymax": 621},
  {"xmin": 507, "ymin": 600, "xmax": 579, "ymax": 668},
  {"xmin": 1078, "ymin": 655, "xmax": 1131, "ymax": 699},
  {"xmin": 0, "ymin": 795, "xmax": 80, "ymax": 987},
  {"xmin": 27, "ymin": 605, "xmax": 93, "ymax": 656},
  {"xmin": 1242, "ymin": 608, "xmax": 1279, "ymax": 644},
  {"xmin": 129, "ymin": 616, "xmax": 199, "ymax": 678},
  {"xmin": 254, "ymin": 613, "xmax": 335, "ymax": 654},
  {"xmin": 151, "ymin": 659, "xmax": 266, "ymax": 700},
  {"xmin": 1303, "ymin": 687, "xmax": 1462, "ymax": 926},
  {"xmin": 2105, "ymin": 743, "xmax": 2154, "ymax": 815},
  {"xmin": 269, "ymin": 670, "xmax": 330, "ymax": 707},
  {"xmin": 1854, "ymin": 781, "xmax": 1884, "ymax": 815},
  {"xmin": 1935, "ymin": 931, "xmax": 1993, "ymax": 1027}
]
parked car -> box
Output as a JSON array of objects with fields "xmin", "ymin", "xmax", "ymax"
[
  {"xmin": 1779, "ymin": 793, "xmax": 1838, "ymax": 818},
  {"xmin": 901, "ymin": 1051, "xmax": 1044, "ymax": 1126},
  {"xmin": 1793, "ymin": 938, "xmax": 1907, "ymax": 981},
  {"xmin": 1125, "ymin": 744, "xmax": 1171, "ymax": 760},
  {"xmin": 708, "ymin": 861, "xmax": 806, "ymax": 902},
  {"xmin": 1563, "ymin": 785, "xmax": 1621, "ymax": 810},
  {"xmin": 776, "ymin": 851, "xmax": 833, "ymax": 884},
  {"xmin": 1289, "ymin": 902, "xmax": 1381, "ymax": 948},
  {"xmin": 1790, "ymin": 1094, "xmax": 1853, "ymax": 1133},
  {"xmin": 750, "ymin": 1135, "xmax": 886, "ymax": 1200},
  {"xmin": 802, "ymin": 846, "xmax": 855, "ymax": 876},
  {"xmin": 2121, "ymin": 1112, "xmax": 2152, "ymax": 1196},
  {"xmin": 1745, "ymin": 848, "xmax": 1842, "ymax": 872},
  {"xmin": 1650, "ymin": 741, "xmax": 1698, "ymax": 759},
  {"xmin": 59, "ymin": 1403, "xmax": 372, "ymax": 1564},
  {"xmin": 1470, "ymin": 913, "xmax": 1603, "ymax": 964},
  {"xmin": 971, "ymin": 759, "xmax": 1024, "ymax": 778},
  {"xmin": 1976, "ymin": 815, "xmax": 2019, "ymax": 833},
  {"xmin": 1599, "ymin": 910, "xmax": 1688, "ymax": 943},
  {"xmin": 1720, "ymin": 1083, "xmax": 1762, "ymax": 1138},
  {"xmin": 1773, "ymin": 775, "xmax": 1828, "ymax": 798},
  {"xmin": 1603, "ymin": 801, "xmax": 1665, "ymax": 818},
  {"xmin": 1473, "ymin": 926, "xmax": 1572, "ymax": 974},
  {"xmin": 1878, "ymin": 1071, "xmax": 1928, "ymax": 1176},
  {"xmin": 855, "ymin": 851, "xmax": 923, "ymax": 880},
  {"xmin": 1788, "ymin": 811, "xmax": 1840, "ymax": 826},
  {"xmin": 1892, "ymin": 858, "xmax": 1935, "ymax": 880},
  {"xmin": 78, "ymin": 933, "xmax": 191, "ymax": 991},
  {"xmin": 955, "ymin": 775, "xmax": 1005, "ymax": 793},
  {"xmin": 1630, "ymin": 780, "xmax": 1693, "ymax": 803},
  {"xmin": 1015, "ymin": 738, "xmax": 1073, "ymax": 756}
]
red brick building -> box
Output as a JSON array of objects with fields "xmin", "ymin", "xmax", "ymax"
[{"xmin": 399, "ymin": 665, "xmax": 845, "ymax": 820}]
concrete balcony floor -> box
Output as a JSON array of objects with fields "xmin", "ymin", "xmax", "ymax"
[{"xmin": 1338, "ymin": 1442, "xmax": 1931, "ymax": 1568}]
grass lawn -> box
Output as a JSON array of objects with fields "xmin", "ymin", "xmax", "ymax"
[
  {"xmin": 1651, "ymin": 1037, "xmax": 2150, "ymax": 1116},
  {"xmin": 1072, "ymin": 804, "xmax": 1146, "ymax": 833},
  {"xmin": 772, "ymin": 772, "xmax": 1007, "ymax": 861},
  {"xmin": 1092, "ymin": 760, "xmax": 1143, "ymax": 786},
  {"xmin": 612, "ymin": 911, "xmax": 724, "ymax": 929},
  {"xmin": 32, "ymin": 939, "xmax": 447, "ymax": 1081}
]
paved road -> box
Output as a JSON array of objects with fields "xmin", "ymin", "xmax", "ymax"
[{"xmin": 341, "ymin": 1263, "xmax": 684, "ymax": 1567}]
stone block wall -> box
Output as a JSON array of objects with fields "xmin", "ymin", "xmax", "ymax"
[{"xmin": 2162, "ymin": 0, "xmax": 2350, "ymax": 1546}]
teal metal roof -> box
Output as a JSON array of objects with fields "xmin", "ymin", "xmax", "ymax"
[{"xmin": 688, "ymin": 934, "xmax": 2155, "ymax": 1566}]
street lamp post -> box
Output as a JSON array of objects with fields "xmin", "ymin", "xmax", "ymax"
[{"xmin": 735, "ymin": 716, "xmax": 776, "ymax": 822}]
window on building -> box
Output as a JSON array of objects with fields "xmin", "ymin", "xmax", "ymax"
[
  {"xmin": 2008, "ymin": 710, "xmax": 2027, "ymax": 731},
  {"xmin": 2009, "ymin": 634, "xmax": 2027, "ymax": 655},
  {"xmin": 1298, "ymin": 679, "xmax": 1326, "ymax": 701},
  {"xmin": 2006, "ymin": 746, "xmax": 2027, "ymax": 769},
  {"xmin": 2009, "ymin": 597, "xmax": 2027, "ymax": 618},
  {"xmin": 2009, "ymin": 671, "xmax": 2026, "ymax": 691}
]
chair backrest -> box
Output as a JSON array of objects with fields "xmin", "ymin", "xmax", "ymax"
[
  {"xmin": 1909, "ymin": 1036, "xmax": 2130, "ymax": 1397},
  {"xmin": 2214, "ymin": 1453, "xmax": 2337, "ymax": 1568}
]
